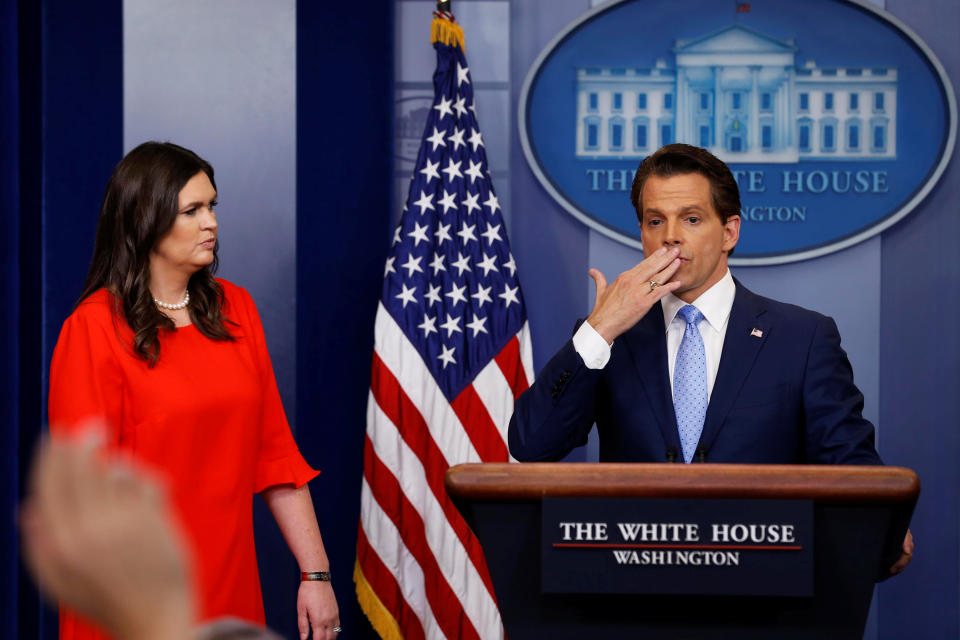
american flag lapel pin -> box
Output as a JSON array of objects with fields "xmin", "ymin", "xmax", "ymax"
[{"xmin": 750, "ymin": 328, "xmax": 764, "ymax": 338}]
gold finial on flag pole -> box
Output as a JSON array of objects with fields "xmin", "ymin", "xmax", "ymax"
[{"xmin": 432, "ymin": 0, "xmax": 464, "ymax": 51}]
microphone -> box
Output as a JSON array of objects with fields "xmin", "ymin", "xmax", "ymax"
[
  {"xmin": 665, "ymin": 446, "xmax": 678, "ymax": 463},
  {"xmin": 695, "ymin": 445, "xmax": 709, "ymax": 463}
]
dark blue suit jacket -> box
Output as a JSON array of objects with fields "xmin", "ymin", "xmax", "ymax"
[{"xmin": 508, "ymin": 282, "xmax": 882, "ymax": 464}]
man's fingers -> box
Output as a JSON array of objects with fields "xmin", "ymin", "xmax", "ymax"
[
  {"xmin": 890, "ymin": 530, "xmax": 914, "ymax": 574},
  {"xmin": 650, "ymin": 258, "xmax": 682, "ymax": 290},
  {"xmin": 636, "ymin": 246, "xmax": 680, "ymax": 278}
]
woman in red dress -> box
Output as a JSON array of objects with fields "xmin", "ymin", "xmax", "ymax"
[{"xmin": 49, "ymin": 142, "xmax": 340, "ymax": 640}]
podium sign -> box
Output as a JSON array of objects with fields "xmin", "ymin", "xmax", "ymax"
[
  {"xmin": 446, "ymin": 463, "xmax": 918, "ymax": 639},
  {"xmin": 542, "ymin": 497, "xmax": 813, "ymax": 596}
]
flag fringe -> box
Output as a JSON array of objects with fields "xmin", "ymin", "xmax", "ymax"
[
  {"xmin": 354, "ymin": 560, "xmax": 404, "ymax": 640},
  {"xmin": 431, "ymin": 16, "xmax": 465, "ymax": 52}
]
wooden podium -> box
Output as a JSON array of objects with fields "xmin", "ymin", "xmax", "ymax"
[{"xmin": 445, "ymin": 463, "xmax": 918, "ymax": 640}]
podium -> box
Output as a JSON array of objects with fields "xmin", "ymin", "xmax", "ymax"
[{"xmin": 445, "ymin": 463, "xmax": 918, "ymax": 640}]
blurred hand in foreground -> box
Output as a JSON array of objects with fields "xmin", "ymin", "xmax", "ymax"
[{"xmin": 20, "ymin": 422, "xmax": 194, "ymax": 640}]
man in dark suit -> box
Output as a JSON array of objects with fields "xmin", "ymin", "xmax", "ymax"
[{"xmin": 508, "ymin": 143, "xmax": 912, "ymax": 571}]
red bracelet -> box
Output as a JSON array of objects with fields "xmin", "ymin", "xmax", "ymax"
[{"xmin": 301, "ymin": 571, "xmax": 331, "ymax": 582}]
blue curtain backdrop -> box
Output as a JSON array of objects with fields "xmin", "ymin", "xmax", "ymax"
[
  {"xmin": 2, "ymin": 0, "xmax": 22, "ymax": 637},
  {"xmin": 289, "ymin": 2, "xmax": 392, "ymax": 638},
  {"xmin": 5, "ymin": 0, "xmax": 124, "ymax": 637}
]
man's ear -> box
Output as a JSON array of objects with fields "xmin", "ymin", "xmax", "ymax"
[{"xmin": 722, "ymin": 215, "xmax": 741, "ymax": 253}]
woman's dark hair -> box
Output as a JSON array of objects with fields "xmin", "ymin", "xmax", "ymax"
[
  {"xmin": 630, "ymin": 143, "xmax": 741, "ymax": 255},
  {"xmin": 78, "ymin": 141, "xmax": 235, "ymax": 366}
]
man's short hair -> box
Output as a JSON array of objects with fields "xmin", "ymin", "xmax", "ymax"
[{"xmin": 630, "ymin": 143, "xmax": 742, "ymax": 227}]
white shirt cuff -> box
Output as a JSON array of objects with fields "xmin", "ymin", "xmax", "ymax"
[{"xmin": 573, "ymin": 321, "xmax": 612, "ymax": 369}]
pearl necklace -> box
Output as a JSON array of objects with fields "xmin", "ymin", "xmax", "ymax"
[{"xmin": 154, "ymin": 290, "xmax": 190, "ymax": 310}]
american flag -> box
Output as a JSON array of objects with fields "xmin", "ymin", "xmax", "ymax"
[{"xmin": 355, "ymin": 13, "xmax": 533, "ymax": 640}]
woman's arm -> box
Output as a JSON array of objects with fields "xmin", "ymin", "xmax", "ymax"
[{"xmin": 262, "ymin": 483, "xmax": 340, "ymax": 640}]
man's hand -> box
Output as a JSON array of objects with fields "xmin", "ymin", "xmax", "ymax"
[
  {"xmin": 890, "ymin": 529, "xmax": 914, "ymax": 575},
  {"xmin": 587, "ymin": 246, "xmax": 683, "ymax": 343},
  {"xmin": 297, "ymin": 580, "xmax": 340, "ymax": 640},
  {"xmin": 20, "ymin": 424, "xmax": 194, "ymax": 640}
]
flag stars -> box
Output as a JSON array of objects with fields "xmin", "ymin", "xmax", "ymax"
[
  {"xmin": 471, "ymin": 284, "xmax": 492, "ymax": 308},
  {"xmin": 413, "ymin": 190, "xmax": 434, "ymax": 215},
  {"xmin": 435, "ymin": 222, "xmax": 452, "ymax": 246},
  {"xmin": 457, "ymin": 223, "xmax": 477, "ymax": 245},
  {"xmin": 481, "ymin": 224, "xmax": 502, "ymax": 246},
  {"xmin": 464, "ymin": 159, "xmax": 484, "ymax": 184},
  {"xmin": 407, "ymin": 222, "xmax": 429, "ymax": 246},
  {"xmin": 457, "ymin": 63, "xmax": 470, "ymax": 87},
  {"xmin": 426, "ymin": 127, "xmax": 446, "ymax": 151},
  {"xmin": 392, "ymin": 225, "xmax": 402, "ymax": 245},
  {"xmin": 469, "ymin": 100, "xmax": 478, "ymax": 118},
  {"xmin": 441, "ymin": 158, "xmax": 463, "ymax": 182},
  {"xmin": 429, "ymin": 253, "xmax": 446, "ymax": 275},
  {"xmin": 418, "ymin": 313, "xmax": 437, "ymax": 338},
  {"xmin": 437, "ymin": 344, "xmax": 457, "ymax": 368},
  {"xmin": 499, "ymin": 284, "xmax": 520, "ymax": 308},
  {"xmin": 477, "ymin": 253, "xmax": 498, "ymax": 277},
  {"xmin": 438, "ymin": 190, "xmax": 458, "ymax": 214},
  {"xmin": 433, "ymin": 95, "xmax": 453, "ymax": 120},
  {"xmin": 445, "ymin": 282, "xmax": 467, "ymax": 306},
  {"xmin": 466, "ymin": 315, "xmax": 488, "ymax": 337},
  {"xmin": 401, "ymin": 254, "xmax": 424, "ymax": 277},
  {"xmin": 394, "ymin": 283, "xmax": 418, "ymax": 308},
  {"xmin": 503, "ymin": 254, "xmax": 517, "ymax": 277},
  {"xmin": 462, "ymin": 191, "xmax": 481, "ymax": 214},
  {"xmin": 448, "ymin": 127, "xmax": 466, "ymax": 151},
  {"xmin": 440, "ymin": 313, "xmax": 463, "ymax": 337},
  {"xmin": 452, "ymin": 252, "xmax": 472, "ymax": 276},
  {"xmin": 424, "ymin": 283, "xmax": 442, "ymax": 306},
  {"xmin": 468, "ymin": 128, "xmax": 484, "ymax": 151},
  {"xmin": 420, "ymin": 158, "xmax": 440, "ymax": 183},
  {"xmin": 384, "ymin": 256, "xmax": 396, "ymax": 276},
  {"xmin": 453, "ymin": 95, "xmax": 468, "ymax": 118},
  {"xmin": 483, "ymin": 192, "xmax": 500, "ymax": 214}
]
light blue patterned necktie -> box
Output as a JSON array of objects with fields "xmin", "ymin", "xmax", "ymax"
[{"xmin": 674, "ymin": 305, "xmax": 707, "ymax": 463}]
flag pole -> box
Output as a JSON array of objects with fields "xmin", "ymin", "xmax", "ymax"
[{"xmin": 432, "ymin": 0, "xmax": 464, "ymax": 51}]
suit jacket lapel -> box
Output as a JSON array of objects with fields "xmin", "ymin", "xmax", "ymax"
[
  {"xmin": 698, "ymin": 282, "xmax": 769, "ymax": 453},
  {"xmin": 620, "ymin": 303, "xmax": 682, "ymax": 451}
]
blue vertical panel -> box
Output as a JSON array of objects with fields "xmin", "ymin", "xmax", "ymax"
[
  {"xmin": 28, "ymin": 2, "xmax": 124, "ymax": 639},
  {"xmin": 297, "ymin": 2, "xmax": 393, "ymax": 638},
  {"xmin": 878, "ymin": 2, "xmax": 960, "ymax": 636},
  {"xmin": 510, "ymin": 1, "xmax": 593, "ymax": 459},
  {"xmin": 43, "ymin": 1, "xmax": 124, "ymax": 368},
  {"xmin": 1, "ymin": 1, "xmax": 21, "ymax": 636},
  {"xmin": 15, "ymin": 0, "xmax": 43, "ymax": 635}
]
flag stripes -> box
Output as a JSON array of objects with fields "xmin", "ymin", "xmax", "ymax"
[{"xmin": 369, "ymin": 353, "xmax": 498, "ymax": 599}]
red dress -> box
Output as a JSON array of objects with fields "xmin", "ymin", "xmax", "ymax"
[{"xmin": 48, "ymin": 280, "xmax": 318, "ymax": 640}]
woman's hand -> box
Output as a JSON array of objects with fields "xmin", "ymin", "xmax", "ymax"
[{"xmin": 297, "ymin": 580, "xmax": 340, "ymax": 639}]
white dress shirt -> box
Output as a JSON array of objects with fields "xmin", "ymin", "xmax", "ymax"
[{"xmin": 573, "ymin": 270, "xmax": 736, "ymax": 402}]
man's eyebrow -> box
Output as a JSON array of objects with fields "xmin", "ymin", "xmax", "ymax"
[{"xmin": 643, "ymin": 204, "xmax": 707, "ymax": 215}]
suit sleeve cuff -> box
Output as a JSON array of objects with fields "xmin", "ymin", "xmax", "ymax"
[{"xmin": 573, "ymin": 320, "xmax": 612, "ymax": 369}]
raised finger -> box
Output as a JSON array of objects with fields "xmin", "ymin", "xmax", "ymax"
[{"xmin": 587, "ymin": 269, "xmax": 607, "ymax": 306}]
